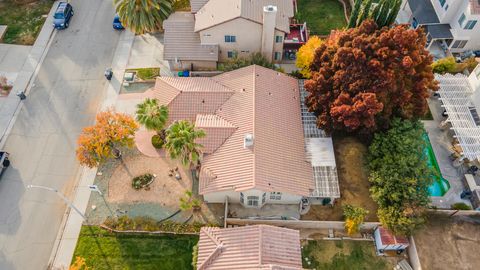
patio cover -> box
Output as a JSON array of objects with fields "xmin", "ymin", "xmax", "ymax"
[
  {"xmin": 408, "ymin": 0, "xmax": 440, "ymax": 24},
  {"xmin": 437, "ymin": 73, "xmax": 480, "ymax": 161},
  {"xmin": 299, "ymin": 80, "xmax": 340, "ymax": 199},
  {"xmin": 426, "ymin": 24, "xmax": 453, "ymax": 39}
]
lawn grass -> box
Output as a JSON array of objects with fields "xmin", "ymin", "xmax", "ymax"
[
  {"xmin": 302, "ymin": 240, "xmax": 392, "ymax": 269},
  {"xmin": 295, "ymin": 0, "xmax": 347, "ymax": 36},
  {"xmin": 72, "ymin": 226, "xmax": 198, "ymax": 270},
  {"xmin": 0, "ymin": 0, "xmax": 53, "ymax": 45}
]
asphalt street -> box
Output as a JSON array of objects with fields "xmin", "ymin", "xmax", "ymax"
[{"xmin": 0, "ymin": 0, "xmax": 121, "ymax": 268}]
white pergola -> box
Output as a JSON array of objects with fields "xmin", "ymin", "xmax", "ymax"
[
  {"xmin": 299, "ymin": 80, "xmax": 340, "ymax": 199},
  {"xmin": 437, "ymin": 73, "xmax": 480, "ymax": 161}
]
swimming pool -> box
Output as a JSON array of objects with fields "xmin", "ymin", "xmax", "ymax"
[{"xmin": 423, "ymin": 134, "xmax": 451, "ymax": 196}]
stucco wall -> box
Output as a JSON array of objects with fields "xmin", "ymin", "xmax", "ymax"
[
  {"xmin": 199, "ymin": 18, "xmax": 285, "ymax": 63},
  {"xmin": 203, "ymin": 188, "xmax": 302, "ymax": 205},
  {"xmin": 168, "ymin": 60, "xmax": 217, "ymax": 71}
]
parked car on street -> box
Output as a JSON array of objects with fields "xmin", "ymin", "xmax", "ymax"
[
  {"xmin": 113, "ymin": 14, "xmax": 124, "ymax": 30},
  {"xmin": 53, "ymin": 2, "xmax": 74, "ymax": 29},
  {"xmin": 0, "ymin": 151, "xmax": 10, "ymax": 179}
]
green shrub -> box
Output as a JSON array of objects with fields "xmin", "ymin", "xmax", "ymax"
[
  {"xmin": 191, "ymin": 243, "xmax": 199, "ymax": 269},
  {"xmin": 432, "ymin": 57, "xmax": 456, "ymax": 74},
  {"xmin": 451, "ymin": 202, "xmax": 472, "ymax": 210},
  {"xmin": 151, "ymin": 134, "xmax": 164, "ymax": 149},
  {"xmin": 103, "ymin": 215, "xmax": 213, "ymax": 233},
  {"xmin": 132, "ymin": 173, "xmax": 154, "ymax": 190},
  {"xmin": 135, "ymin": 68, "xmax": 160, "ymax": 80},
  {"xmin": 219, "ymin": 52, "xmax": 279, "ymax": 72}
]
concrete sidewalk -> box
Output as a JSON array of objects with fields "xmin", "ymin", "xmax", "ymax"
[
  {"xmin": 0, "ymin": 2, "xmax": 57, "ymax": 147},
  {"xmin": 50, "ymin": 29, "xmax": 135, "ymax": 270}
]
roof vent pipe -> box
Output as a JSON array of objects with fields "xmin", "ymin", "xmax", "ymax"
[{"xmin": 244, "ymin": 134, "xmax": 254, "ymax": 148}]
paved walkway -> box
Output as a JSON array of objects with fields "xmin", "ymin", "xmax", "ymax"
[
  {"xmin": 0, "ymin": 44, "xmax": 31, "ymax": 88},
  {"xmin": 424, "ymin": 96, "xmax": 472, "ymax": 208},
  {"xmin": 126, "ymin": 33, "xmax": 173, "ymax": 77}
]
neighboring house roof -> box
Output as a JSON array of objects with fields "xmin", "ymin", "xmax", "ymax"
[
  {"xmin": 194, "ymin": 0, "xmax": 294, "ymax": 33},
  {"xmin": 196, "ymin": 225, "xmax": 302, "ymax": 270},
  {"xmin": 425, "ymin": 24, "xmax": 453, "ymax": 39},
  {"xmin": 163, "ymin": 12, "xmax": 219, "ymax": 62},
  {"xmin": 407, "ymin": 0, "xmax": 440, "ymax": 24},
  {"xmin": 191, "ymin": 0, "xmax": 210, "ymax": 13},
  {"xmin": 150, "ymin": 65, "xmax": 314, "ymax": 196},
  {"xmin": 470, "ymin": 0, "xmax": 480, "ymax": 15}
]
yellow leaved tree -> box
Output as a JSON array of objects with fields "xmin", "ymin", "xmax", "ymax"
[
  {"xmin": 295, "ymin": 36, "xmax": 323, "ymax": 78},
  {"xmin": 343, "ymin": 204, "xmax": 369, "ymax": 235}
]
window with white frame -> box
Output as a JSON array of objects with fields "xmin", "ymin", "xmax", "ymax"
[
  {"xmin": 240, "ymin": 192, "xmax": 244, "ymax": 204},
  {"xmin": 224, "ymin": 35, "xmax": 236, "ymax": 43},
  {"xmin": 270, "ymin": 192, "xmax": 282, "ymax": 200},
  {"xmin": 275, "ymin": 35, "xmax": 283, "ymax": 43},
  {"xmin": 439, "ymin": 0, "xmax": 446, "ymax": 7},
  {"xmin": 247, "ymin": 196, "xmax": 259, "ymax": 206},
  {"xmin": 227, "ymin": 51, "xmax": 237, "ymax": 58},
  {"xmin": 451, "ymin": 40, "xmax": 468, "ymax": 49},
  {"xmin": 464, "ymin": 20, "xmax": 477, "ymax": 30},
  {"xmin": 274, "ymin": 52, "xmax": 281, "ymax": 60},
  {"xmin": 458, "ymin": 13, "xmax": 466, "ymax": 27}
]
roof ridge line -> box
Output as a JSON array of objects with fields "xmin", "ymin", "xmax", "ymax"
[{"xmin": 198, "ymin": 227, "xmax": 224, "ymax": 270}]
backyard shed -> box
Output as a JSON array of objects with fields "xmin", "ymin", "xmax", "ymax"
[{"xmin": 373, "ymin": 227, "xmax": 409, "ymax": 256}]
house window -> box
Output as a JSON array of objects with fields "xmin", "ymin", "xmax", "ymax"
[
  {"xmin": 274, "ymin": 52, "xmax": 281, "ymax": 60},
  {"xmin": 262, "ymin": 193, "xmax": 266, "ymax": 204},
  {"xmin": 275, "ymin": 35, "xmax": 283, "ymax": 43},
  {"xmin": 464, "ymin": 20, "xmax": 477, "ymax": 30},
  {"xmin": 224, "ymin": 35, "xmax": 236, "ymax": 42},
  {"xmin": 270, "ymin": 192, "xmax": 282, "ymax": 200},
  {"xmin": 240, "ymin": 192, "xmax": 244, "ymax": 204},
  {"xmin": 458, "ymin": 13, "xmax": 466, "ymax": 27},
  {"xmin": 438, "ymin": 0, "xmax": 446, "ymax": 7},
  {"xmin": 227, "ymin": 51, "xmax": 237, "ymax": 58},
  {"xmin": 451, "ymin": 40, "xmax": 468, "ymax": 49},
  {"xmin": 247, "ymin": 196, "xmax": 259, "ymax": 206}
]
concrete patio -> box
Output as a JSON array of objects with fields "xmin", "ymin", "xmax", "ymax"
[{"xmin": 424, "ymin": 96, "xmax": 472, "ymax": 208}]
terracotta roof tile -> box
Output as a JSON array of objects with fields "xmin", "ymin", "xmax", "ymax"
[
  {"xmin": 197, "ymin": 225, "xmax": 302, "ymax": 270},
  {"xmin": 379, "ymin": 227, "xmax": 410, "ymax": 246},
  {"xmin": 148, "ymin": 66, "xmax": 314, "ymax": 196}
]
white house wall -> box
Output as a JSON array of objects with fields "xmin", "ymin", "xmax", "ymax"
[
  {"xmin": 198, "ymin": 18, "xmax": 285, "ymax": 63},
  {"xmin": 202, "ymin": 188, "xmax": 302, "ymax": 205}
]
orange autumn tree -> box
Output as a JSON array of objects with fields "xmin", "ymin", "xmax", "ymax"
[
  {"xmin": 305, "ymin": 20, "xmax": 438, "ymax": 134},
  {"xmin": 76, "ymin": 110, "xmax": 138, "ymax": 168}
]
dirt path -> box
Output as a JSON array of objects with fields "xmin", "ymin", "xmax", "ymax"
[
  {"xmin": 302, "ymin": 136, "xmax": 378, "ymax": 221},
  {"xmin": 414, "ymin": 214, "xmax": 480, "ymax": 270}
]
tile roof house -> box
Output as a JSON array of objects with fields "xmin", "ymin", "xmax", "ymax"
[
  {"xmin": 397, "ymin": 0, "xmax": 480, "ymax": 56},
  {"xmin": 196, "ymin": 225, "xmax": 302, "ymax": 270},
  {"xmin": 146, "ymin": 65, "xmax": 337, "ymax": 207},
  {"xmin": 163, "ymin": 0, "xmax": 296, "ymax": 71}
]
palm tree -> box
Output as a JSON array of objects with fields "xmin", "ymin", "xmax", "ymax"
[
  {"xmin": 114, "ymin": 0, "xmax": 173, "ymax": 34},
  {"xmin": 165, "ymin": 120, "xmax": 206, "ymax": 167},
  {"xmin": 136, "ymin": 98, "xmax": 169, "ymax": 133}
]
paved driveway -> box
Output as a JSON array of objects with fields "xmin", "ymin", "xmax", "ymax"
[
  {"xmin": 0, "ymin": 0, "xmax": 121, "ymax": 269},
  {"xmin": 0, "ymin": 44, "xmax": 31, "ymax": 87}
]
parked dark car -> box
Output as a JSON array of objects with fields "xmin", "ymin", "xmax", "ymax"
[
  {"xmin": 0, "ymin": 151, "xmax": 10, "ymax": 179},
  {"xmin": 113, "ymin": 14, "xmax": 124, "ymax": 30},
  {"xmin": 53, "ymin": 2, "xmax": 74, "ymax": 29}
]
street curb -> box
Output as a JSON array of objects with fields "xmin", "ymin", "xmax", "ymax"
[{"xmin": 49, "ymin": 29, "xmax": 135, "ymax": 270}]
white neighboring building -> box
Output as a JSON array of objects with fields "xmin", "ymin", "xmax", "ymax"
[{"xmin": 397, "ymin": 0, "xmax": 480, "ymax": 55}]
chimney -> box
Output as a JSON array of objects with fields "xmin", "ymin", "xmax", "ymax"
[
  {"xmin": 261, "ymin": 5, "xmax": 277, "ymax": 62},
  {"xmin": 244, "ymin": 134, "xmax": 254, "ymax": 149}
]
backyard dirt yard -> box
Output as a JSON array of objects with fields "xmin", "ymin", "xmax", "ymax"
[
  {"xmin": 108, "ymin": 154, "xmax": 191, "ymax": 206},
  {"xmin": 414, "ymin": 213, "xmax": 480, "ymax": 270},
  {"xmin": 302, "ymin": 136, "xmax": 379, "ymax": 221}
]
